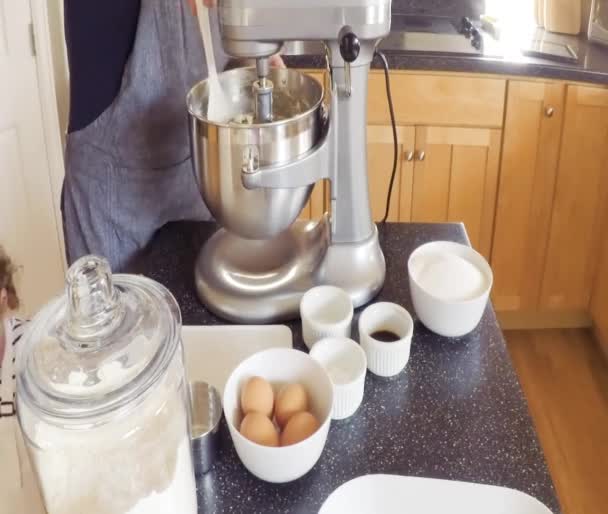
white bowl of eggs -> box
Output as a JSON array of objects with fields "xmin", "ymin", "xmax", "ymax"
[
  {"xmin": 222, "ymin": 348, "xmax": 333, "ymax": 483},
  {"xmin": 408, "ymin": 241, "xmax": 493, "ymax": 338}
]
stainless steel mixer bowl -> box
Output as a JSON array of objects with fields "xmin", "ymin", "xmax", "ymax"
[{"xmin": 187, "ymin": 67, "xmax": 324, "ymax": 239}]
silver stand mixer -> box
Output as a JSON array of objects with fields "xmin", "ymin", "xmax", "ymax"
[{"xmin": 187, "ymin": 0, "xmax": 392, "ymax": 323}]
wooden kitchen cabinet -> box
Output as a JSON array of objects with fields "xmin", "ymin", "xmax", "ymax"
[
  {"xmin": 302, "ymin": 123, "xmax": 416, "ymax": 223},
  {"xmin": 367, "ymin": 125, "xmax": 415, "ymax": 222},
  {"xmin": 299, "ymin": 182, "xmax": 326, "ymax": 220},
  {"xmin": 410, "ymin": 126, "xmax": 502, "ymax": 260},
  {"xmin": 491, "ymin": 81, "xmax": 565, "ymax": 314},
  {"xmin": 368, "ymin": 72, "xmax": 506, "ymax": 128},
  {"xmin": 302, "ymin": 70, "xmax": 506, "ymax": 240},
  {"xmin": 540, "ymin": 85, "xmax": 608, "ymax": 311},
  {"xmin": 366, "ymin": 123, "xmax": 501, "ymax": 248}
]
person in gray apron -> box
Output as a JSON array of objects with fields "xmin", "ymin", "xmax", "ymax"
[{"xmin": 62, "ymin": 0, "xmax": 228, "ymax": 271}]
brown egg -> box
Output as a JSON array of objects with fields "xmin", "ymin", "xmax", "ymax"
[
  {"xmin": 280, "ymin": 411, "xmax": 320, "ymax": 447},
  {"xmin": 275, "ymin": 383, "xmax": 309, "ymax": 428},
  {"xmin": 240, "ymin": 376, "xmax": 274, "ymax": 417},
  {"xmin": 240, "ymin": 412, "xmax": 280, "ymax": 447}
]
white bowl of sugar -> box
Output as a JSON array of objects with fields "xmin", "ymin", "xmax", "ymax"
[{"xmin": 407, "ymin": 241, "xmax": 493, "ymax": 338}]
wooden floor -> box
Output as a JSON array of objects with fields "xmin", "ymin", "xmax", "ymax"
[{"xmin": 506, "ymin": 329, "xmax": 608, "ymax": 514}]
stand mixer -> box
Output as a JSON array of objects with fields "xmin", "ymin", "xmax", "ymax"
[{"xmin": 187, "ymin": 0, "xmax": 392, "ymax": 323}]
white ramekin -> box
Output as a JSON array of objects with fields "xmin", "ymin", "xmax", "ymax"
[
  {"xmin": 300, "ymin": 286, "xmax": 353, "ymax": 350},
  {"xmin": 309, "ymin": 337, "xmax": 367, "ymax": 420},
  {"xmin": 358, "ymin": 302, "xmax": 414, "ymax": 377}
]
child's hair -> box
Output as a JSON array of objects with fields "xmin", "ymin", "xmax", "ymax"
[{"xmin": 0, "ymin": 245, "xmax": 19, "ymax": 311}]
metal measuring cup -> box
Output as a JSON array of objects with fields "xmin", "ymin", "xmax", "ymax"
[{"xmin": 189, "ymin": 382, "xmax": 222, "ymax": 476}]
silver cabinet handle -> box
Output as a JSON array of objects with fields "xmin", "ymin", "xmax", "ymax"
[
  {"xmin": 405, "ymin": 150, "xmax": 414, "ymax": 162},
  {"xmin": 417, "ymin": 150, "xmax": 426, "ymax": 161},
  {"xmin": 545, "ymin": 106, "xmax": 555, "ymax": 118}
]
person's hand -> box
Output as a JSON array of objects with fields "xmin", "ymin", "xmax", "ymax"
[
  {"xmin": 188, "ymin": 0, "xmax": 216, "ymax": 15},
  {"xmin": 269, "ymin": 54, "xmax": 286, "ymax": 69},
  {"xmin": 0, "ymin": 288, "xmax": 7, "ymax": 313}
]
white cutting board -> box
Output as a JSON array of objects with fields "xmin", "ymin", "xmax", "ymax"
[
  {"xmin": 182, "ymin": 325, "xmax": 293, "ymax": 396},
  {"xmin": 320, "ymin": 475, "xmax": 554, "ymax": 514}
]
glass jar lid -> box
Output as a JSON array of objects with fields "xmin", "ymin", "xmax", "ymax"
[{"xmin": 16, "ymin": 256, "xmax": 181, "ymax": 423}]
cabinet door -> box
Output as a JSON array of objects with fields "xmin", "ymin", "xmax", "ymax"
[
  {"xmin": 540, "ymin": 85, "xmax": 608, "ymax": 310},
  {"xmin": 491, "ymin": 81, "xmax": 565, "ymax": 312},
  {"xmin": 411, "ymin": 126, "xmax": 501, "ymax": 259},
  {"xmin": 367, "ymin": 125, "xmax": 415, "ymax": 222},
  {"xmin": 299, "ymin": 182, "xmax": 327, "ymax": 221}
]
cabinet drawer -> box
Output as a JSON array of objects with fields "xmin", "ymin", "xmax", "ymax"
[
  {"xmin": 368, "ymin": 72, "xmax": 506, "ymax": 128},
  {"xmin": 303, "ymin": 70, "xmax": 506, "ymax": 128}
]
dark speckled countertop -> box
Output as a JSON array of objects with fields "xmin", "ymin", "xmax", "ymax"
[
  {"xmin": 131, "ymin": 221, "xmax": 560, "ymax": 514},
  {"xmin": 283, "ymin": 22, "xmax": 608, "ymax": 86}
]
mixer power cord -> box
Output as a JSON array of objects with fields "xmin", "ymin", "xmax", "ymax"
[{"xmin": 374, "ymin": 50, "xmax": 398, "ymax": 224}]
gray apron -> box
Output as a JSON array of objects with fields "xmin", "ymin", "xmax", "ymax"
[{"xmin": 62, "ymin": 0, "xmax": 228, "ymax": 271}]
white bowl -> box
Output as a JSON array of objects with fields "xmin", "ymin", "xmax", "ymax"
[
  {"xmin": 300, "ymin": 286, "xmax": 354, "ymax": 349},
  {"xmin": 309, "ymin": 338, "xmax": 367, "ymax": 420},
  {"xmin": 408, "ymin": 241, "xmax": 493, "ymax": 338},
  {"xmin": 223, "ymin": 348, "xmax": 333, "ymax": 483}
]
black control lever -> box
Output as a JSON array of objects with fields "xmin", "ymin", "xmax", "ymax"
[
  {"xmin": 339, "ymin": 31, "xmax": 361, "ymax": 63},
  {"xmin": 338, "ymin": 28, "xmax": 360, "ymax": 97}
]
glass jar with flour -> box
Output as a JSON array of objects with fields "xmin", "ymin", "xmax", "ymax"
[{"xmin": 16, "ymin": 256, "xmax": 197, "ymax": 514}]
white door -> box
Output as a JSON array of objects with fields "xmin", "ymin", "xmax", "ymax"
[{"xmin": 0, "ymin": 0, "xmax": 65, "ymax": 315}]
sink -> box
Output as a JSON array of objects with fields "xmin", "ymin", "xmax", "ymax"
[
  {"xmin": 281, "ymin": 15, "xmax": 461, "ymax": 56},
  {"xmin": 381, "ymin": 32, "xmax": 477, "ymax": 54},
  {"xmin": 319, "ymin": 475, "xmax": 554, "ymax": 514}
]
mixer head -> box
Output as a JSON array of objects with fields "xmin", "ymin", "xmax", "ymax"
[{"xmin": 217, "ymin": 0, "xmax": 390, "ymax": 53}]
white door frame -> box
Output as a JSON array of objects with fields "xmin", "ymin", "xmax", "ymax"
[{"xmin": 29, "ymin": 0, "xmax": 68, "ymax": 272}]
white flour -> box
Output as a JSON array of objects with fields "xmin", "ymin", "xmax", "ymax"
[
  {"xmin": 125, "ymin": 437, "xmax": 197, "ymax": 514},
  {"xmin": 20, "ymin": 356, "xmax": 197, "ymax": 514},
  {"xmin": 412, "ymin": 251, "xmax": 487, "ymax": 301}
]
